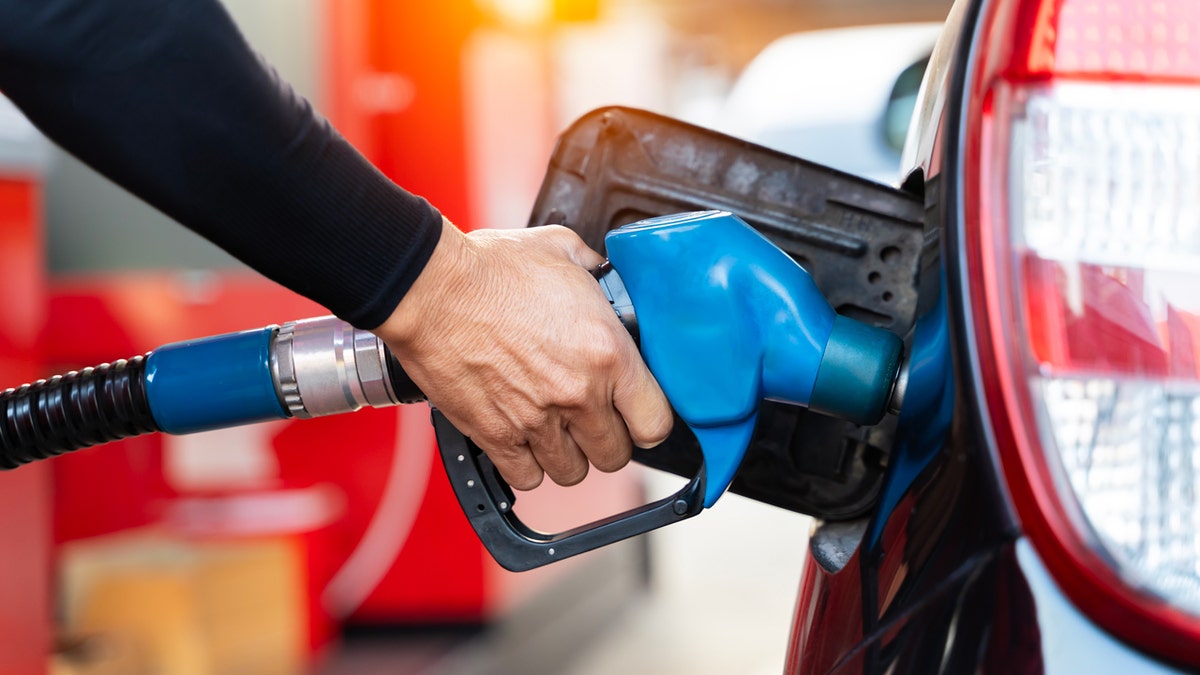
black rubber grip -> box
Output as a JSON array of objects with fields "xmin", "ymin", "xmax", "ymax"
[
  {"xmin": 383, "ymin": 349, "xmax": 426, "ymax": 404},
  {"xmin": 0, "ymin": 356, "xmax": 160, "ymax": 469}
]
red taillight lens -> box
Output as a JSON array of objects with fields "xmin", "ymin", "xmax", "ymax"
[{"xmin": 962, "ymin": 0, "xmax": 1200, "ymax": 666}]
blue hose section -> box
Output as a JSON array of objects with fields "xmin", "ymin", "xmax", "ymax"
[{"xmin": 144, "ymin": 327, "xmax": 288, "ymax": 434}]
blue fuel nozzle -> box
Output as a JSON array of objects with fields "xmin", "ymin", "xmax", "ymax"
[{"xmin": 604, "ymin": 211, "xmax": 903, "ymax": 507}]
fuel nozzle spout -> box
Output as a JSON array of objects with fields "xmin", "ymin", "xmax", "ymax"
[
  {"xmin": 809, "ymin": 315, "xmax": 906, "ymax": 425},
  {"xmin": 603, "ymin": 210, "xmax": 904, "ymax": 507}
]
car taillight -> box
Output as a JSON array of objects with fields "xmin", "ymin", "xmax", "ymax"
[{"xmin": 960, "ymin": 0, "xmax": 1200, "ymax": 666}]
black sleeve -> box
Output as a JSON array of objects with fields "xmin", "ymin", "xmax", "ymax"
[{"xmin": 0, "ymin": 0, "xmax": 442, "ymax": 329}]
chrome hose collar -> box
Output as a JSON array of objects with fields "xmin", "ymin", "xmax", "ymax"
[{"xmin": 271, "ymin": 316, "xmax": 399, "ymax": 419}]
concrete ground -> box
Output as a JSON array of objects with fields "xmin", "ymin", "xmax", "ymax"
[
  {"xmin": 323, "ymin": 469, "xmax": 812, "ymax": 675},
  {"xmin": 564, "ymin": 470, "xmax": 812, "ymax": 675}
]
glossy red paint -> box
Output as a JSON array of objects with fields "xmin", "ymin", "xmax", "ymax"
[{"xmin": 787, "ymin": 552, "xmax": 866, "ymax": 674}]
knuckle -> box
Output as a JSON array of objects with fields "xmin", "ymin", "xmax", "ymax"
[
  {"xmin": 518, "ymin": 409, "xmax": 551, "ymax": 436},
  {"xmin": 485, "ymin": 441, "xmax": 544, "ymax": 491},
  {"xmin": 528, "ymin": 432, "xmax": 588, "ymax": 487},
  {"xmin": 632, "ymin": 411, "xmax": 673, "ymax": 448},
  {"xmin": 585, "ymin": 330, "xmax": 623, "ymax": 369},
  {"xmin": 557, "ymin": 377, "xmax": 591, "ymax": 409},
  {"xmin": 474, "ymin": 420, "xmax": 516, "ymax": 451},
  {"xmin": 579, "ymin": 422, "xmax": 632, "ymax": 473},
  {"xmin": 548, "ymin": 224, "xmax": 583, "ymax": 247},
  {"xmin": 540, "ymin": 224, "xmax": 577, "ymax": 249},
  {"xmin": 592, "ymin": 447, "xmax": 631, "ymax": 474},
  {"xmin": 507, "ymin": 467, "xmax": 544, "ymax": 491},
  {"xmin": 550, "ymin": 463, "xmax": 589, "ymax": 487}
]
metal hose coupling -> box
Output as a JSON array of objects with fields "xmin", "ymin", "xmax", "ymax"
[{"xmin": 272, "ymin": 316, "xmax": 400, "ymax": 419}]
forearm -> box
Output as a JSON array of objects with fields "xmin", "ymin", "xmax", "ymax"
[{"xmin": 0, "ymin": 0, "xmax": 440, "ymax": 328}]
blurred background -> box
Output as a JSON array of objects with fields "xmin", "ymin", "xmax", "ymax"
[{"xmin": 0, "ymin": 0, "xmax": 949, "ymax": 673}]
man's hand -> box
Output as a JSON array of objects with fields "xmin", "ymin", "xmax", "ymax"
[{"xmin": 374, "ymin": 218, "xmax": 674, "ymax": 490}]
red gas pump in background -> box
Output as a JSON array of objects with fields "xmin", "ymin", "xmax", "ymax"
[
  {"xmin": 320, "ymin": 0, "xmax": 644, "ymax": 628},
  {"xmin": 33, "ymin": 2, "xmax": 645, "ymax": 670},
  {"xmin": 0, "ymin": 96, "xmax": 52, "ymax": 675}
]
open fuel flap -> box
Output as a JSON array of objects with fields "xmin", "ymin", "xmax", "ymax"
[{"xmin": 528, "ymin": 107, "xmax": 924, "ymax": 520}]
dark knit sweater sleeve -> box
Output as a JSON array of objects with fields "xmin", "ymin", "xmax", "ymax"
[{"xmin": 0, "ymin": 0, "xmax": 442, "ymax": 329}]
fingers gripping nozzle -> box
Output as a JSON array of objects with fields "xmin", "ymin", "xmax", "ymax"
[{"xmin": 603, "ymin": 211, "xmax": 904, "ymax": 507}]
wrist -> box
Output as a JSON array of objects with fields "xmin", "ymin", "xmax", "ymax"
[{"xmin": 376, "ymin": 216, "xmax": 473, "ymax": 350}]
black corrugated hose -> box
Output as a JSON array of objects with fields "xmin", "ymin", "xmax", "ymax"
[{"xmin": 0, "ymin": 356, "xmax": 160, "ymax": 469}]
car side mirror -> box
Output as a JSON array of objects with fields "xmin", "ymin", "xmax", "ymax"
[{"xmin": 883, "ymin": 55, "xmax": 931, "ymax": 155}]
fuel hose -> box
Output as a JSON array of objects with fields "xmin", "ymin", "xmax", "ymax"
[
  {"xmin": 0, "ymin": 357, "xmax": 156, "ymax": 469},
  {"xmin": 0, "ymin": 317, "xmax": 425, "ymax": 469}
]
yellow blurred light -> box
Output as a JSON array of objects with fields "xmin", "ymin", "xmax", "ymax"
[
  {"xmin": 481, "ymin": 0, "xmax": 551, "ymax": 27},
  {"xmin": 554, "ymin": 0, "xmax": 599, "ymax": 22},
  {"xmin": 479, "ymin": 0, "xmax": 598, "ymax": 27}
]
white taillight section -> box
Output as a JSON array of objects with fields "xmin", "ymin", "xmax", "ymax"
[
  {"xmin": 1010, "ymin": 86, "xmax": 1200, "ymax": 619},
  {"xmin": 962, "ymin": 0, "xmax": 1200, "ymax": 665},
  {"xmin": 1038, "ymin": 377, "xmax": 1200, "ymax": 614},
  {"xmin": 1015, "ymin": 85, "xmax": 1200, "ymax": 270}
]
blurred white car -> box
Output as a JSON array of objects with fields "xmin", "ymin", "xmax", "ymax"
[{"xmin": 715, "ymin": 23, "xmax": 942, "ymax": 184}]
